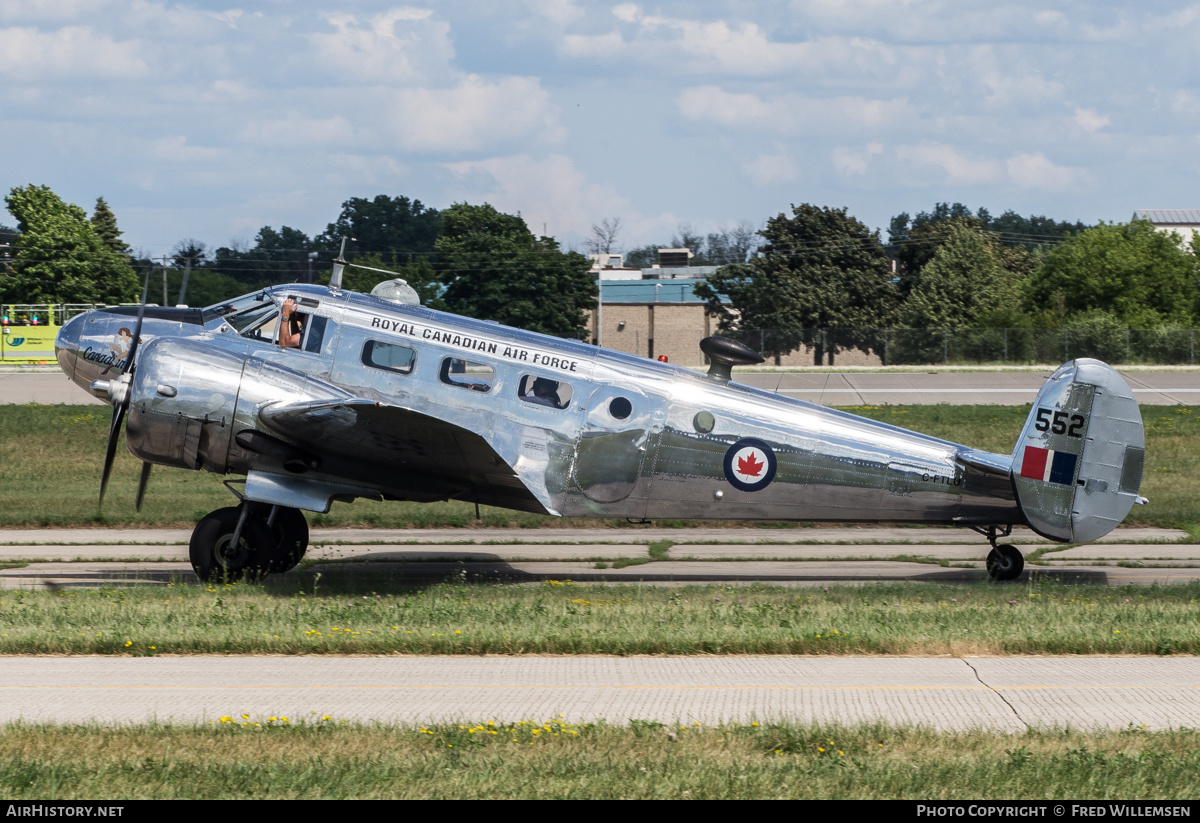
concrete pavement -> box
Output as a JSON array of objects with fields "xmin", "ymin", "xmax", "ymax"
[
  {"xmin": 0, "ymin": 525, "xmax": 1194, "ymax": 588},
  {"xmin": 2, "ymin": 656, "xmax": 1198, "ymax": 730}
]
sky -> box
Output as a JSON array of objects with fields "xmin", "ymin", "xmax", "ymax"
[{"xmin": 2, "ymin": 1, "xmax": 1198, "ymax": 259}]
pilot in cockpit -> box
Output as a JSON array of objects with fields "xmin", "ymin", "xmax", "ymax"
[{"xmin": 278, "ymin": 297, "xmax": 304, "ymax": 348}]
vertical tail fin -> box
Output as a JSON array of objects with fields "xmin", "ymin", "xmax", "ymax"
[{"xmin": 1012, "ymin": 359, "xmax": 1145, "ymax": 542}]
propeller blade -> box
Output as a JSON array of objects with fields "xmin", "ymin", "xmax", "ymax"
[
  {"xmin": 123, "ymin": 270, "xmax": 153, "ymax": 371},
  {"xmin": 98, "ymin": 403, "xmax": 127, "ymax": 509},
  {"xmin": 134, "ymin": 462, "xmax": 152, "ymax": 512},
  {"xmin": 99, "ymin": 269, "xmax": 152, "ymax": 511}
]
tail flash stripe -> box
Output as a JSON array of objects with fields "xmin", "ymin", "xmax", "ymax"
[
  {"xmin": 1049, "ymin": 450, "xmax": 1078, "ymax": 485},
  {"xmin": 1020, "ymin": 446, "xmax": 1049, "ymax": 481},
  {"xmin": 1020, "ymin": 445, "xmax": 1077, "ymax": 486}
]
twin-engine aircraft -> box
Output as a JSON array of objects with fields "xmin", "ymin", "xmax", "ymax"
[{"xmin": 54, "ymin": 261, "xmax": 1146, "ymax": 582}]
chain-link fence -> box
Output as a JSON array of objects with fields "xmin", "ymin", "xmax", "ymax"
[{"xmin": 723, "ymin": 328, "xmax": 1200, "ymax": 366}]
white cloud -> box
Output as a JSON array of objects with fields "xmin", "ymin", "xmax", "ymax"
[
  {"xmin": 0, "ymin": 0, "xmax": 115, "ymax": 23},
  {"xmin": 388, "ymin": 75, "xmax": 563, "ymax": 153},
  {"xmin": 743, "ymin": 146, "xmax": 797, "ymax": 187},
  {"xmin": 442, "ymin": 154, "xmax": 629, "ymax": 240},
  {"xmin": 149, "ymin": 136, "xmax": 225, "ymax": 164},
  {"xmin": 528, "ymin": 0, "xmax": 585, "ymax": 26},
  {"xmin": 832, "ymin": 141, "xmax": 884, "ymax": 176},
  {"xmin": 1074, "ymin": 108, "xmax": 1111, "ymax": 132},
  {"xmin": 0, "ymin": 25, "xmax": 146, "ymax": 80},
  {"xmin": 678, "ymin": 86, "xmax": 911, "ymax": 135},
  {"xmin": 309, "ymin": 9, "xmax": 454, "ymax": 84},
  {"xmin": 562, "ymin": 9, "xmax": 899, "ymax": 78},
  {"xmin": 1005, "ymin": 152, "xmax": 1086, "ymax": 190},
  {"xmin": 612, "ymin": 4, "xmax": 641, "ymax": 24},
  {"xmin": 238, "ymin": 113, "xmax": 354, "ymax": 148},
  {"xmin": 896, "ymin": 142, "xmax": 1002, "ymax": 184}
]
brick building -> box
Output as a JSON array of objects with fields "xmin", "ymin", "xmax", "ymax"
[{"xmin": 584, "ymin": 252, "xmax": 881, "ymax": 367}]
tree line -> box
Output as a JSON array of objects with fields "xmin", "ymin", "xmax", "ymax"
[
  {"xmin": 3, "ymin": 184, "xmax": 1198, "ymax": 360},
  {"xmin": 0, "ymin": 186, "xmax": 597, "ymax": 340},
  {"xmin": 696, "ymin": 203, "xmax": 1199, "ymax": 364}
]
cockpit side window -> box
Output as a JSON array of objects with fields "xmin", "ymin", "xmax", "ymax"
[
  {"xmin": 362, "ymin": 339, "xmax": 416, "ymax": 374},
  {"xmin": 438, "ymin": 357, "xmax": 494, "ymax": 393},
  {"xmin": 302, "ymin": 315, "xmax": 331, "ymax": 354},
  {"xmin": 518, "ymin": 375, "xmax": 572, "ymax": 410}
]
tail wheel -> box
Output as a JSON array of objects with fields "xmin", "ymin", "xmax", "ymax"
[
  {"xmin": 266, "ymin": 506, "xmax": 309, "ymax": 573},
  {"xmin": 189, "ymin": 506, "xmax": 275, "ymax": 583},
  {"xmin": 986, "ymin": 544, "xmax": 1024, "ymax": 581}
]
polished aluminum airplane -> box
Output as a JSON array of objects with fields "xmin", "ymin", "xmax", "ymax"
[{"xmin": 54, "ymin": 260, "xmax": 1147, "ymax": 581}]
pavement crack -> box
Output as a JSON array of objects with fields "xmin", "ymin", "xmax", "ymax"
[{"xmin": 961, "ymin": 658, "xmax": 1028, "ymax": 730}]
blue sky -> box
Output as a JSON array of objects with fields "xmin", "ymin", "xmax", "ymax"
[{"xmin": 2, "ymin": 1, "xmax": 1197, "ymax": 257}]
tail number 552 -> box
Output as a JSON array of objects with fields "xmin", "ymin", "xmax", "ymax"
[{"xmin": 1035, "ymin": 408, "xmax": 1086, "ymax": 438}]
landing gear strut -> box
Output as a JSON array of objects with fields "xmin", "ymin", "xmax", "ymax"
[
  {"xmin": 188, "ymin": 503, "xmax": 310, "ymax": 582},
  {"xmin": 973, "ymin": 525, "xmax": 1024, "ymax": 581}
]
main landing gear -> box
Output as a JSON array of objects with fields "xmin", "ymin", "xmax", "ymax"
[
  {"xmin": 189, "ymin": 502, "xmax": 310, "ymax": 583},
  {"xmin": 973, "ymin": 525, "xmax": 1024, "ymax": 581}
]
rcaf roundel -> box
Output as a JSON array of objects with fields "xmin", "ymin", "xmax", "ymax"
[{"xmin": 723, "ymin": 438, "xmax": 777, "ymax": 492}]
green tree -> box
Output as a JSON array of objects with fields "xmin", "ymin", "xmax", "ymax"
[
  {"xmin": 900, "ymin": 222, "xmax": 1024, "ymax": 330},
  {"xmin": 1022, "ymin": 221, "xmax": 1196, "ymax": 327},
  {"xmin": 90, "ymin": 196, "xmax": 130, "ymax": 255},
  {"xmin": 434, "ymin": 203, "xmax": 596, "ymax": 338},
  {"xmin": 315, "ymin": 194, "xmax": 442, "ymax": 266},
  {"xmin": 697, "ymin": 204, "xmax": 896, "ymax": 365},
  {"xmin": 889, "ymin": 203, "xmax": 1084, "ymax": 299},
  {"xmin": 212, "ymin": 225, "xmax": 314, "ymax": 285},
  {"xmin": 0, "ymin": 185, "xmax": 139, "ymax": 305}
]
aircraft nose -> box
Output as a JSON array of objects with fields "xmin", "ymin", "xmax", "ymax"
[{"xmin": 55, "ymin": 312, "xmax": 85, "ymax": 382}]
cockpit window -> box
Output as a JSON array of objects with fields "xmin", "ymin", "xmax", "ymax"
[
  {"xmin": 518, "ymin": 375, "xmax": 572, "ymax": 410},
  {"xmin": 230, "ymin": 303, "xmax": 280, "ymax": 341},
  {"xmin": 439, "ymin": 357, "xmax": 494, "ymax": 393}
]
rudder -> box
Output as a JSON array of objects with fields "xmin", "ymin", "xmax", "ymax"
[{"xmin": 1012, "ymin": 358, "xmax": 1145, "ymax": 542}]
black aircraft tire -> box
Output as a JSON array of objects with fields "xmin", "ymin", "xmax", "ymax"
[
  {"xmin": 267, "ymin": 506, "xmax": 309, "ymax": 573},
  {"xmin": 986, "ymin": 544, "xmax": 1024, "ymax": 581},
  {"xmin": 189, "ymin": 506, "xmax": 276, "ymax": 583}
]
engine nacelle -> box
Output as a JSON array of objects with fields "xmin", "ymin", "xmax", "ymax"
[
  {"xmin": 125, "ymin": 336, "xmax": 355, "ymax": 476},
  {"xmin": 125, "ymin": 338, "xmax": 243, "ymax": 472}
]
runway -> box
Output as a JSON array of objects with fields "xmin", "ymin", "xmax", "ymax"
[
  {"xmin": 7, "ymin": 369, "xmax": 1200, "ymax": 406},
  {"xmin": 3, "ymin": 656, "xmax": 1199, "ymax": 731},
  {"xmin": 0, "ymin": 526, "xmax": 1195, "ymax": 589}
]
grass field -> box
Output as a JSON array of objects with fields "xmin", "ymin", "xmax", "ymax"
[
  {"xmin": 3, "ymin": 578, "xmax": 1198, "ymax": 656},
  {"xmin": 0, "ymin": 403, "xmax": 1195, "ymax": 530},
  {"xmin": 1, "ymin": 721, "xmax": 1197, "ymax": 799}
]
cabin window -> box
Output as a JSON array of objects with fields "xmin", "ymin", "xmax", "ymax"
[
  {"xmin": 439, "ymin": 357, "xmax": 494, "ymax": 393},
  {"xmin": 362, "ymin": 339, "xmax": 416, "ymax": 375},
  {"xmin": 693, "ymin": 411, "xmax": 715, "ymax": 433},
  {"xmin": 609, "ymin": 397, "xmax": 632, "ymax": 419},
  {"xmin": 517, "ymin": 375, "xmax": 572, "ymax": 410}
]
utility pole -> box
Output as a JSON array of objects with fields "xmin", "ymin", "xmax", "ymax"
[
  {"xmin": 307, "ymin": 251, "xmax": 318, "ymax": 284},
  {"xmin": 178, "ymin": 256, "xmax": 192, "ymax": 306},
  {"xmin": 162, "ymin": 259, "xmax": 169, "ymax": 307}
]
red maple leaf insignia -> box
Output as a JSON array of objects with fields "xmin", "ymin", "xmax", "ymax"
[{"xmin": 737, "ymin": 451, "xmax": 764, "ymax": 477}]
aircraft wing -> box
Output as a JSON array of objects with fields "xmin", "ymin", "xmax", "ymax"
[{"xmin": 258, "ymin": 399, "xmax": 549, "ymax": 514}]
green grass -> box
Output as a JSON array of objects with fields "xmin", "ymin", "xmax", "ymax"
[
  {"xmin": 4, "ymin": 578, "xmax": 1199, "ymax": 656},
  {"xmin": 0, "ymin": 403, "xmax": 1192, "ymax": 529},
  {"xmin": 1, "ymin": 720, "xmax": 1196, "ymax": 799}
]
